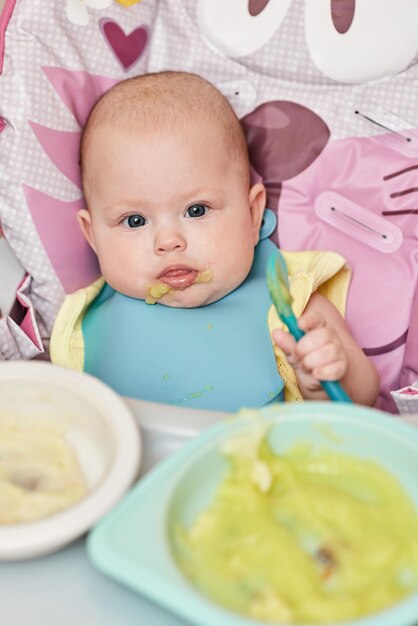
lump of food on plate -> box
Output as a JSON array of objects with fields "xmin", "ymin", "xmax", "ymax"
[
  {"xmin": 0, "ymin": 419, "xmax": 87, "ymax": 524},
  {"xmin": 170, "ymin": 427, "xmax": 418, "ymax": 623}
]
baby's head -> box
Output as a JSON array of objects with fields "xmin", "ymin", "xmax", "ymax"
[{"xmin": 78, "ymin": 71, "xmax": 266, "ymax": 307}]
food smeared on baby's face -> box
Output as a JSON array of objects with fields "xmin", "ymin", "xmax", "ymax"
[
  {"xmin": 145, "ymin": 282, "xmax": 172, "ymax": 304},
  {"xmin": 0, "ymin": 419, "xmax": 87, "ymax": 524},
  {"xmin": 194, "ymin": 269, "xmax": 213, "ymax": 284},
  {"xmin": 146, "ymin": 269, "xmax": 213, "ymax": 304},
  {"xmin": 171, "ymin": 427, "xmax": 418, "ymax": 624}
]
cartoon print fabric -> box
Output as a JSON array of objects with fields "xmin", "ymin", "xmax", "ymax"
[
  {"xmin": 146, "ymin": 0, "xmax": 418, "ymax": 412},
  {"xmin": 1, "ymin": 0, "xmax": 417, "ymax": 413},
  {"xmin": 0, "ymin": 0, "xmax": 156, "ymax": 358}
]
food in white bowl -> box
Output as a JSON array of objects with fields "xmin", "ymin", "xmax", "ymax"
[
  {"xmin": 0, "ymin": 361, "xmax": 141, "ymax": 560},
  {"xmin": 0, "ymin": 414, "xmax": 88, "ymax": 524}
]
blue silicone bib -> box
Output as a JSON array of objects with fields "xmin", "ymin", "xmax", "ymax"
[{"xmin": 82, "ymin": 211, "xmax": 283, "ymax": 412}]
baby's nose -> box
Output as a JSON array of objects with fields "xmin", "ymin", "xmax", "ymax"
[{"xmin": 154, "ymin": 228, "xmax": 186, "ymax": 254}]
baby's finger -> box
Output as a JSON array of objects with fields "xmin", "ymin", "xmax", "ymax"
[
  {"xmin": 311, "ymin": 359, "xmax": 347, "ymax": 381},
  {"xmin": 272, "ymin": 329, "xmax": 299, "ymax": 365},
  {"xmin": 299, "ymin": 340, "xmax": 343, "ymax": 371},
  {"xmin": 272, "ymin": 329, "xmax": 296, "ymax": 353},
  {"xmin": 298, "ymin": 310, "xmax": 326, "ymax": 333},
  {"xmin": 295, "ymin": 327, "xmax": 336, "ymax": 359}
]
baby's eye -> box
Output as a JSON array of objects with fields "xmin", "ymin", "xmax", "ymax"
[
  {"xmin": 122, "ymin": 214, "xmax": 146, "ymax": 228},
  {"xmin": 185, "ymin": 204, "xmax": 208, "ymax": 218}
]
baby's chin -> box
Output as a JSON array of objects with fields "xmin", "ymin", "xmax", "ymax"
[
  {"xmin": 154, "ymin": 291, "xmax": 220, "ymax": 308},
  {"xmin": 151, "ymin": 284, "xmax": 235, "ymax": 308},
  {"xmin": 146, "ymin": 279, "xmax": 244, "ymax": 308}
]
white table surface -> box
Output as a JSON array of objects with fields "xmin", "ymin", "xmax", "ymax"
[{"xmin": 1, "ymin": 398, "xmax": 228, "ymax": 626}]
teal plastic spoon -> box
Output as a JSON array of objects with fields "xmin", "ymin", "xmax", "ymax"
[{"xmin": 267, "ymin": 252, "xmax": 352, "ymax": 403}]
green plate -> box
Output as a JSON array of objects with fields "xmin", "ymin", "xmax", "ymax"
[{"xmin": 87, "ymin": 402, "xmax": 418, "ymax": 626}]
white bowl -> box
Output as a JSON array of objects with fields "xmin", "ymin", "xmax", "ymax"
[{"xmin": 0, "ymin": 361, "xmax": 141, "ymax": 560}]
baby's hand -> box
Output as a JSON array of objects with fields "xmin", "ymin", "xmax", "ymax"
[{"xmin": 272, "ymin": 310, "xmax": 348, "ymax": 396}]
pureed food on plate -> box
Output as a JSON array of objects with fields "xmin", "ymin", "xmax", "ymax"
[
  {"xmin": 171, "ymin": 425, "xmax": 418, "ymax": 624},
  {"xmin": 0, "ymin": 415, "xmax": 87, "ymax": 524}
]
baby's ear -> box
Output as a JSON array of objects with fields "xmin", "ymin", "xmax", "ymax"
[
  {"xmin": 77, "ymin": 209, "xmax": 97, "ymax": 253},
  {"xmin": 248, "ymin": 182, "xmax": 266, "ymax": 245}
]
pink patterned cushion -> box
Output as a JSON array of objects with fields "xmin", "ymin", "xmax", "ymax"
[{"xmin": 0, "ymin": 0, "xmax": 156, "ymax": 359}]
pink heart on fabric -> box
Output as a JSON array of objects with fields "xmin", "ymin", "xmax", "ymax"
[{"xmin": 99, "ymin": 18, "xmax": 148, "ymax": 71}]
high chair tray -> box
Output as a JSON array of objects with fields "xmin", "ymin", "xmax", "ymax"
[{"xmin": 123, "ymin": 396, "xmax": 230, "ymax": 474}]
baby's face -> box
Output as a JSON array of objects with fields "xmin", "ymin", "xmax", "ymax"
[{"xmin": 79, "ymin": 123, "xmax": 265, "ymax": 307}]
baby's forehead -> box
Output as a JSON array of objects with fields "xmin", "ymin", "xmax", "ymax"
[{"xmin": 88, "ymin": 110, "xmax": 228, "ymax": 156}]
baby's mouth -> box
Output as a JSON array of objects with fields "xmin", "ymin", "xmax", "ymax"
[{"xmin": 158, "ymin": 265, "xmax": 198, "ymax": 290}]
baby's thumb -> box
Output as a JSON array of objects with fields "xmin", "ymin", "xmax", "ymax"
[{"xmin": 272, "ymin": 329, "xmax": 297, "ymax": 363}]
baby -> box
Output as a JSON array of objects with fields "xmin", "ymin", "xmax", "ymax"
[{"xmin": 50, "ymin": 71, "xmax": 379, "ymax": 411}]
